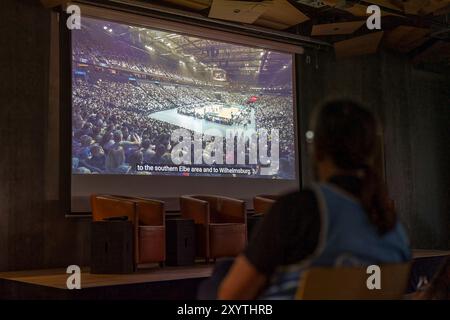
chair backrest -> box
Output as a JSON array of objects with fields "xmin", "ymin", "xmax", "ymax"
[
  {"xmin": 90, "ymin": 195, "xmax": 136, "ymax": 223},
  {"xmin": 135, "ymin": 199, "xmax": 165, "ymax": 226},
  {"xmin": 214, "ymin": 196, "xmax": 246, "ymax": 224},
  {"xmin": 253, "ymin": 196, "xmax": 277, "ymax": 215},
  {"xmin": 107, "ymin": 195, "xmax": 165, "ymax": 226},
  {"xmin": 295, "ymin": 263, "xmax": 411, "ymax": 300},
  {"xmin": 183, "ymin": 195, "xmax": 246, "ymax": 224}
]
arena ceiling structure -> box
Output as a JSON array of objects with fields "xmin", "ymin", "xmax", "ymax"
[
  {"xmin": 74, "ymin": 11, "xmax": 294, "ymax": 96},
  {"xmin": 42, "ymin": 0, "xmax": 450, "ymax": 73},
  {"xmin": 128, "ymin": 27, "xmax": 291, "ymax": 83}
]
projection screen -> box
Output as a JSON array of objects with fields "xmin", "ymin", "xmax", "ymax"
[{"xmin": 69, "ymin": 5, "xmax": 302, "ymax": 213}]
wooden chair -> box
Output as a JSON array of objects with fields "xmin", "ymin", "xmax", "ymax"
[
  {"xmin": 295, "ymin": 263, "xmax": 411, "ymax": 300},
  {"xmin": 180, "ymin": 195, "xmax": 247, "ymax": 263},
  {"xmin": 91, "ymin": 195, "xmax": 166, "ymax": 268}
]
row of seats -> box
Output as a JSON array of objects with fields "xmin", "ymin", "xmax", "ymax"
[{"xmin": 90, "ymin": 194, "xmax": 278, "ymax": 268}]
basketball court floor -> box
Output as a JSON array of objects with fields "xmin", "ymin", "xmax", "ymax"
[{"xmin": 149, "ymin": 104, "xmax": 256, "ymax": 137}]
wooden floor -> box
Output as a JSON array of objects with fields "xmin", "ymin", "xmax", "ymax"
[
  {"xmin": 0, "ymin": 250, "xmax": 448, "ymax": 299},
  {"xmin": 0, "ymin": 250, "xmax": 448, "ymax": 289},
  {"xmin": 0, "ymin": 264, "xmax": 213, "ymax": 299},
  {"xmin": 0, "ymin": 264, "xmax": 213, "ymax": 289},
  {"xmin": 412, "ymin": 249, "xmax": 450, "ymax": 258}
]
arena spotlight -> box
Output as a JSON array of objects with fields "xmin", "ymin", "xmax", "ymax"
[
  {"xmin": 103, "ymin": 26, "xmax": 108, "ymax": 30},
  {"xmin": 108, "ymin": 28, "xmax": 113, "ymax": 33}
]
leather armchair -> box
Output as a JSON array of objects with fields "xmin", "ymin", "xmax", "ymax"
[
  {"xmin": 180, "ymin": 195, "xmax": 247, "ymax": 263},
  {"xmin": 90, "ymin": 195, "xmax": 166, "ymax": 267},
  {"xmin": 253, "ymin": 194, "xmax": 279, "ymax": 215}
]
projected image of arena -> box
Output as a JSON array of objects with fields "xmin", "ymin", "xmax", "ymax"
[{"xmin": 72, "ymin": 17, "xmax": 296, "ymax": 179}]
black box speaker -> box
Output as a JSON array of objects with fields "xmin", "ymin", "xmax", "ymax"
[
  {"xmin": 166, "ymin": 218, "xmax": 195, "ymax": 266},
  {"xmin": 91, "ymin": 221, "xmax": 134, "ymax": 274}
]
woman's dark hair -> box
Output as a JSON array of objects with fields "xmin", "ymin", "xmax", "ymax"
[{"xmin": 313, "ymin": 99, "xmax": 396, "ymax": 234}]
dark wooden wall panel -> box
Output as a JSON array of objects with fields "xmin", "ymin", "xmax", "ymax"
[
  {"xmin": 406, "ymin": 68, "xmax": 450, "ymax": 248},
  {"xmin": 299, "ymin": 50, "xmax": 450, "ymax": 250},
  {"xmin": 0, "ymin": 0, "xmax": 91, "ymax": 272},
  {"xmin": 379, "ymin": 53, "xmax": 416, "ymax": 238}
]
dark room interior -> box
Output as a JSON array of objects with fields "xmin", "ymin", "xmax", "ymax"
[{"xmin": 1, "ymin": 0, "xmax": 449, "ymax": 308}]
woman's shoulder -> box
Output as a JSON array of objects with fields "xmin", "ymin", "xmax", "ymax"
[{"xmin": 269, "ymin": 188, "xmax": 320, "ymax": 220}]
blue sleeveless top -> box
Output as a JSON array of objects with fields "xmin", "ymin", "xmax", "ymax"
[{"xmin": 260, "ymin": 183, "xmax": 411, "ymax": 299}]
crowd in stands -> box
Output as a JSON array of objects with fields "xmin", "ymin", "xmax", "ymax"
[
  {"xmin": 73, "ymin": 28, "xmax": 210, "ymax": 86},
  {"xmin": 254, "ymin": 95, "xmax": 295, "ymax": 158},
  {"xmin": 72, "ymin": 76, "xmax": 295, "ymax": 178}
]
